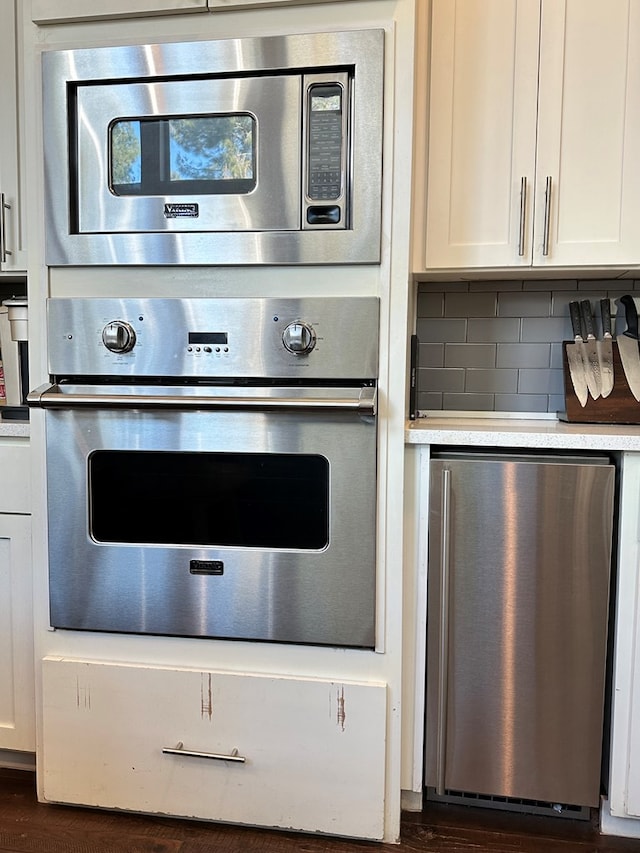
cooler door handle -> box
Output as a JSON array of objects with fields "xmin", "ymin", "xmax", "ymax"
[{"xmin": 436, "ymin": 467, "xmax": 452, "ymax": 797}]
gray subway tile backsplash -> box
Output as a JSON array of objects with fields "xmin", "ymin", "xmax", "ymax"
[
  {"xmin": 518, "ymin": 368, "xmax": 564, "ymax": 395},
  {"xmin": 495, "ymin": 393, "xmax": 550, "ymax": 412},
  {"xmin": 522, "ymin": 279, "xmax": 578, "ymax": 291},
  {"xmin": 445, "ymin": 292, "xmax": 497, "ymax": 317},
  {"xmin": 496, "ymin": 343, "xmax": 550, "ymax": 369},
  {"xmin": 442, "ymin": 392, "xmax": 495, "ymax": 411},
  {"xmin": 418, "ymin": 391, "xmax": 444, "ymax": 410},
  {"xmin": 415, "ymin": 279, "xmax": 639, "ymax": 414},
  {"xmin": 445, "ymin": 343, "xmax": 496, "ymax": 369},
  {"xmin": 467, "ymin": 317, "xmax": 521, "ymax": 343},
  {"xmin": 498, "ymin": 291, "xmax": 551, "ymax": 317},
  {"xmin": 550, "ymin": 343, "xmax": 564, "ymax": 369},
  {"xmin": 416, "ymin": 292, "xmax": 444, "ymax": 318},
  {"xmin": 520, "ymin": 317, "xmax": 567, "ymax": 343},
  {"xmin": 416, "ymin": 318, "xmax": 467, "ymax": 343},
  {"xmin": 469, "ymin": 280, "xmax": 524, "ymax": 292},
  {"xmin": 419, "ymin": 343, "xmax": 444, "ymax": 368},
  {"xmin": 466, "ymin": 368, "xmax": 518, "ymax": 394},
  {"xmin": 420, "ymin": 367, "xmax": 465, "ymax": 393}
]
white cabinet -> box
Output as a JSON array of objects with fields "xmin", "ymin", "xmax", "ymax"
[
  {"xmin": 606, "ymin": 453, "xmax": 640, "ymax": 831},
  {"xmin": 207, "ymin": 0, "xmax": 337, "ymax": 8},
  {"xmin": 0, "ymin": 0, "xmax": 26, "ymax": 272},
  {"xmin": 535, "ymin": 1, "xmax": 640, "ymax": 267},
  {"xmin": 42, "ymin": 658, "xmax": 387, "ymax": 839},
  {"xmin": 0, "ymin": 440, "xmax": 33, "ymax": 754},
  {"xmin": 30, "ymin": 0, "xmax": 207, "ymax": 23},
  {"xmin": 417, "ymin": 0, "xmax": 539, "ymax": 270},
  {"xmin": 417, "ymin": 0, "xmax": 640, "ymax": 271},
  {"xmin": 30, "ymin": 0, "xmax": 336, "ymax": 24},
  {"xmin": 0, "ymin": 515, "xmax": 33, "ymax": 753}
]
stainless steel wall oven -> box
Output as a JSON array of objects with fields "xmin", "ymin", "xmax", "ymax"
[
  {"xmin": 29, "ymin": 296, "xmax": 379, "ymax": 648},
  {"xmin": 42, "ymin": 29, "xmax": 384, "ymax": 266}
]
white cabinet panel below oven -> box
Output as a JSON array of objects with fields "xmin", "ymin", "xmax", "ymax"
[
  {"xmin": 41, "ymin": 658, "xmax": 387, "ymax": 839},
  {"xmin": 0, "ymin": 514, "xmax": 33, "ymax": 753}
]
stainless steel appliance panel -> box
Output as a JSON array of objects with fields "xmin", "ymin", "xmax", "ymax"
[
  {"xmin": 76, "ymin": 75, "xmax": 301, "ymax": 234},
  {"xmin": 37, "ymin": 296, "xmax": 379, "ymax": 649},
  {"xmin": 46, "ymin": 406, "xmax": 376, "ymax": 647},
  {"xmin": 45, "ymin": 296, "xmax": 379, "ymax": 380},
  {"xmin": 42, "ymin": 29, "xmax": 384, "ymax": 266},
  {"xmin": 426, "ymin": 453, "xmax": 615, "ymax": 807}
]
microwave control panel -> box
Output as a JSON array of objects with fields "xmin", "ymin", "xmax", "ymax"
[
  {"xmin": 308, "ymin": 84, "xmax": 343, "ymax": 201},
  {"xmin": 304, "ymin": 73, "xmax": 349, "ymax": 229}
]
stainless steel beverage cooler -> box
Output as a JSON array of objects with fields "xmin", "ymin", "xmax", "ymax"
[{"xmin": 426, "ymin": 451, "xmax": 615, "ymax": 812}]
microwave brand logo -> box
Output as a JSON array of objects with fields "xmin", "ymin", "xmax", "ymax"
[{"xmin": 164, "ymin": 203, "xmax": 200, "ymax": 219}]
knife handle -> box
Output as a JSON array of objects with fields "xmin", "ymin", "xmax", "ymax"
[
  {"xmin": 569, "ymin": 301, "xmax": 583, "ymax": 340},
  {"xmin": 580, "ymin": 299, "xmax": 596, "ymax": 340},
  {"xmin": 600, "ymin": 298, "xmax": 612, "ymax": 338},
  {"xmin": 620, "ymin": 294, "xmax": 639, "ymax": 340}
]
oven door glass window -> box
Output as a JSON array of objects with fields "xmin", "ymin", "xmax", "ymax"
[
  {"xmin": 110, "ymin": 114, "xmax": 256, "ymax": 196},
  {"xmin": 89, "ymin": 450, "xmax": 328, "ymax": 550}
]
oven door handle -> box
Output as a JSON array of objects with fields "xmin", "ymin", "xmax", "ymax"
[{"xmin": 27, "ymin": 383, "xmax": 377, "ymax": 415}]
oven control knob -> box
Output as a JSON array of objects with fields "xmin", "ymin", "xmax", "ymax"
[
  {"xmin": 282, "ymin": 322, "xmax": 316, "ymax": 355},
  {"xmin": 102, "ymin": 321, "xmax": 137, "ymax": 354}
]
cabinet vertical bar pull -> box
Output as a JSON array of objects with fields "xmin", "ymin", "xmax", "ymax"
[
  {"xmin": 436, "ymin": 467, "xmax": 452, "ymax": 797},
  {"xmin": 0, "ymin": 194, "xmax": 11, "ymax": 264},
  {"xmin": 518, "ymin": 176, "xmax": 527, "ymax": 256},
  {"xmin": 162, "ymin": 742, "xmax": 246, "ymax": 763},
  {"xmin": 542, "ymin": 176, "xmax": 552, "ymax": 256}
]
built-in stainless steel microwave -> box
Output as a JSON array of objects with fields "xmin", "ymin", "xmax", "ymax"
[{"xmin": 42, "ymin": 29, "xmax": 384, "ymax": 266}]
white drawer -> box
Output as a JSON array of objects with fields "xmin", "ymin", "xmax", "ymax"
[{"xmin": 42, "ymin": 657, "xmax": 387, "ymax": 839}]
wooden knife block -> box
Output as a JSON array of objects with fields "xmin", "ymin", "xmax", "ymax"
[{"xmin": 563, "ymin": 341, "xmax": 640, "ymax": 423}]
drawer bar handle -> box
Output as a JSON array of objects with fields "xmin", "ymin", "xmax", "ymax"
[{"xmin": 162, "ymin": 742, "xmax": 246, "ymax": 763}]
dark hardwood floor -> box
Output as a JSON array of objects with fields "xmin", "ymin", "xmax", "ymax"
[{"xmin": 0, "ymin": 769, "xmax": 639, "ymax": 853}]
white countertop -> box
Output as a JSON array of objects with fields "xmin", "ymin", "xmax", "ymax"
[
  {"xmin": 406, "ymin": 416, "xmax": 640, "ymax": 452},
  {"xmin": 0, "ymin": 420, "xmax": 29, "ymax": 438}
]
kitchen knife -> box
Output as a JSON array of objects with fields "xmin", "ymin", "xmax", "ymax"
[
  {"xmin": 598, "ymin": 298, "xmax": 614, "ymax": 398},
  {"xmin": 579, "ymin": 300, "xmax": 601, "ymax": 400},
  {"xmin": 617, "ymin": 295, "xmax": 640, "ymax": 403},
  {"xmin": 566, "ymin": 301, "xmax": 589, "ymax": 408}
]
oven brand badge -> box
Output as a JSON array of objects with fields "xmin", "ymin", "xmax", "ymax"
[
  {"xmin": 164, "ymin": 203, "xmax": 200, "ymax": 219},
  {"xmin": 190, "ymin": 559, "xmax": 224, "ymax": 576}
]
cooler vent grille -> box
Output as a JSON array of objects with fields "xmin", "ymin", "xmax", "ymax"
[{"xmin": 425, "ymin": 787, "xmax": 591, "ymax": 821}]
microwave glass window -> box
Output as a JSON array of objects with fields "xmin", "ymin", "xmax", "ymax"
[
  {"xmin": 111, "ymin": 121, "xmax": 142, "ymax": 185},
  {"xmin": 110, "ymin": 114, "xmax": 257, "ymax": 197},
  {"xmin": 89, "ymin": 450, "xmax": 329, "ymax": 550}
]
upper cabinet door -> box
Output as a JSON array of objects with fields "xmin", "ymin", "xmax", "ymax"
[
  {"xmin": 418, "ymin": 0, "xmax": 640, "ymax": 272},
  {"xmin": 421, "ymin": 0, "xmax": 540, "ymax": 270},
  {"xmin": 0, "ymin": 0, "xmax": 26, "ymax": 272},
  {"xmin": 30, "ymin": 0, "xmax": 335, "ymax": 23},
  {"xmin": 30, "ymin": 0, "xmax": 207, "ymax": 24},
  {"xmin": 534, "ymin": 0, "xmax": 640, "ymax": 266}
]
